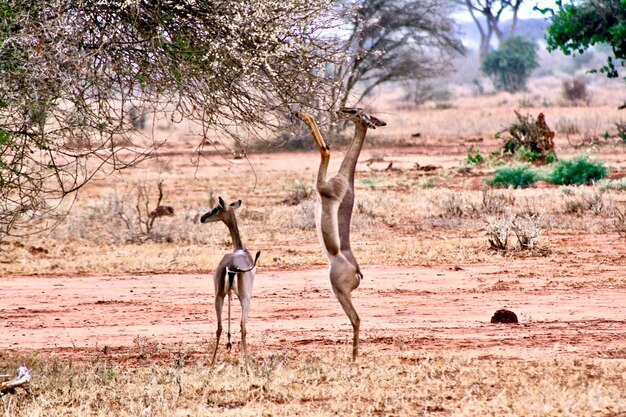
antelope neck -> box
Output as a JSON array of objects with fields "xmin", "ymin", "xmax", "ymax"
[{"xmin": 227, "ymin": 218, "xmax": 244, "ymax": 250}]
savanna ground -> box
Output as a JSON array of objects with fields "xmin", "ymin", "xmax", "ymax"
[{"xmin": 2, "ymin": 74, "xmax": 626, "ymax": 416}]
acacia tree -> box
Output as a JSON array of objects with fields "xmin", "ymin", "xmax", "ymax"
[
  {"xmin": 0, "ymin": 0, "xmax": 344, "ymax": 238},
  {"xmin": 332, "ymin": 0, "xmax": 464, "ymax": 110},
  {"xmin": 481, "ymin": 36, "xmax": 538, "ymax": 92},
  {"xmin": 459, "ymin": 0, "xmax": 523, "ymax": 61}
]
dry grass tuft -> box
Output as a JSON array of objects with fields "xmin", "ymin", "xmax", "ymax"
[{"xmin": 561, "ymin": 188, "xmax": 611, "ymax": 216}]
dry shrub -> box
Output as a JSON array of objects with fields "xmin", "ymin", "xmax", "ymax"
[
  {"xmin": 434, "ymin": 190, "xmax": 516, "ymax": 224},
  {"xmin": 484, "ymin": 215, "xmax": 542, "ymax": 251},
  {"xmin": 409, "ymin": 81, "xmax": 452, "ymax": 106},
  {"xmin": 356, "ymin": 194, "xmax": 402, "ymax": 229},
  {"xmin": 496, "ymin": 111, "xmax": 556, "ymax": 162},
  {"xmin": 289, "ymin": 199, "xmax": 316, "ymax": 230},
  {"xmin": 561, "ymin": 188, "xmax": 610, "ymax": 216},
  {"xmin": 616, "ymin": 121, "xmax": 626, "ymax": 143},
  {"xmin": 514, "ymin": 196, "xmax": 542, "ymax": 219},
  {"xmin": 613, "ymin": 207, "xmax": 626, "ymax": 239},
  {"xmin": 467, "ymin": 190, "xmax": 515, "ymax": 217},
  {"xmin": 282, "ymin": 183, "xmax": 314, "ymax": 206},
  {"xmin": 554, "ymin": 117, "xmax": 581, "ymax": 135},
  {"xmin": 55, "ymin": 187, "xmax": 215, "ymax": 245},
  {"xmin": 598, "ymin": 177, "xmax": 626, "ymax": 191},
  {"xmin": 561, "ymin": 76, "xmax": 590, "ymax": 104},
  {"xmin": 3, "ymin": 350, "xmax": 625, "ymax": 416},
  {"xmin": 436, "ymin": 193, "xmax": 465, "ymax": 218},
  {"xmin": 484, "ymin": 216, "xmax": 511, "ymax": 251},
  {"xmin": 512, "ymin": 215, "xmax": 542, "ymax": 250}
]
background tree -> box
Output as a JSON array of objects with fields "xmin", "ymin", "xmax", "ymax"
[
  {"xmin": 458, "ymin": 0, "xmax": 523, "ymax": 61},
  {"xmin": 0, "ymin": 0, "xmax": 343, "ymax": 238},
  {"xmin": 332, "ymin": 0, "xmax": 464, "ymax": 110},
  {"xmin": 481, "ymin": 36, "xmax": 538, "ymax": 92},
  {"xmin": 543, "ymin": 0, "xmax": 626, "ymax": 106}
]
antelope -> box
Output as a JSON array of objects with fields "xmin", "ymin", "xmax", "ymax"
[
  {"xmin": 295, "ymin": 108, "xmax": 386, "ymax": 360},
  {"xmin": 200, "ymin": 197, "xmax": 260, "ymax": 371}
]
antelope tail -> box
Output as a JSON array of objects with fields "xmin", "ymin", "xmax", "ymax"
[
  {"xmin": 227, "ymin": 251, "xmax": 261, "ymax": 275},
  {"xmin": 225, "ymin": 251, "xmax": 261, "ymax": 289}
]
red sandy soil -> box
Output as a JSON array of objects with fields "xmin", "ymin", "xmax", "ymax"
[
  {"xmin": 2, "ymin": 137, "xmax": 626, "ymax": 362},
  {"xmin": 2, "ymin": 257, "xmax": 626, "ymax": 361}
]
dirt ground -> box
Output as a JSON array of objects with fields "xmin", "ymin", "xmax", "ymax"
[{"xmin": 2, "ymin": 259, "xmax": 626, "ymax": 361}]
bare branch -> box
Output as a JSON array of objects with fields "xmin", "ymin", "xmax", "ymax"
[
  {"xmin": 332, "ymin": 0, "xmax": 464, "ymax": 110},
  {"xmin": 0, "ymin": 0, "xmax": 346, "ymax": 237}
]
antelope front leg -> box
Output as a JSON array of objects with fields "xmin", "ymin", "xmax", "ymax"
[
  {"xmin": 295, "ymin": 112, "xmax": 330, "ymax": 155},
  {"xmin": 211, "ymin": 295, "xmax": 224, "ymax": 366},
  {"xmin": 296, "ymin": 112, "xmax": 333, "ymax": 193}
]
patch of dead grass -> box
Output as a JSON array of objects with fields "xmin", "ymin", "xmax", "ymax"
[
  {"xmin": 1, "ymin": 349, "xmax": 624, "ymax": 416},
  {"xmin": 1, "ymin": 180, "xmax": 621, "ymax": 275}
]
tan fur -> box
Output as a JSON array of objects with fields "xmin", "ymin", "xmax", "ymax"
[
  {"xmin": 295, "ymin": 109, "xmax": 385, "ymax": 360},
  {"xmin": 200, "ymin": 197, "xmax": 259, "ymax": 373}
]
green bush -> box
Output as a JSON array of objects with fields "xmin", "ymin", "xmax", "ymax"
[
  {"xmin": 466, "ymin": 148, "xmax": 484, "ymax": 165},
  {"xmin": 546, "ymin": 155, "xmax": 608, "ymax": 185},
  {"xmin": 481, "ymin": 37, "xmax": 539, "ymax": 93},
  {"xmin": 515, "ymin": 145, "xmax": 541, "ymax": 163},
  {"xmin": 486, "ymin": 164, "xmax": 542, "ymax": 188},
  {"xmin": 545, "ymin": 152, "xmax": 557, "ymax": 164}
]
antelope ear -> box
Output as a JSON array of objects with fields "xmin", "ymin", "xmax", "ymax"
[
  {"xmin": 218, "ymin": 196, "xmax": 226, "ymax": 208},
  {"xmin": 230, "ymin": 200, "xmax": 242, "ymax": 209}
]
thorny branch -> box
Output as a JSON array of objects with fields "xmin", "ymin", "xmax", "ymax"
[{"xmin": 0, "ymin": 0, "xmax": 346, "ymax": 238}]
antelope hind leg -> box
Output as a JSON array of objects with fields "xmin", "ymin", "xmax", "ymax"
[
  {"xmin": 332, "ymin": 285, "xmax": 360, "ymax": 361},
  {"xmin": 211, "ymin": 295, "xmax": 225, "ymax": 365},
  {"xmin": 240, "ymin": 295, "xmax": 251, "ymax": 374},
  {"xmin": 330, "ymin": 262, "xmax": 361, "ymax": 361}
]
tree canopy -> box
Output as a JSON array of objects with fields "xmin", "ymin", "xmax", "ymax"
[
  {"xmin": 544, "ymin": 0, "xmax": 626, "ymax": 80},
  {"xmin": 481, "ymin": 36, "xmax": 538, "ymax": 92},
  {"xmin": 0, "ymin": 0, "xmax": 343, "ymax": 237},
  {"xmin": 0, "ymin": 0, "xmax": 468, "ymax": 238}
]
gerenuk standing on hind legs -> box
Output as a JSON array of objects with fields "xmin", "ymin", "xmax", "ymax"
[{"xmin": 295, "ymin": 108, "xmax": 386, "ymax": 361}]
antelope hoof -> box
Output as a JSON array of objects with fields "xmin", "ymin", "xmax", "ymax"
[{"xmin": 226, "ymin": 342, "xmax": 232, "ymax": 351}]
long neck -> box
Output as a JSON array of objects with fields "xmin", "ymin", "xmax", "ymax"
[
  {"xmin": 338, "ymin": 123, "xmax": 367, "ymax": 183},
  {"xmin": 227, "ymin": 218, "xmax": 244, "ymax": 251},
  {"xmin": 336, "ymin": 122, "xmax": 367, "ymax": 269}
]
